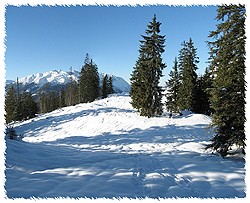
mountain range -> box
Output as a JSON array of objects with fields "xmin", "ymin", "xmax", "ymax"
[{"xmin": 6, "ymin": 69, "xmax": 131, "ymax": 97}]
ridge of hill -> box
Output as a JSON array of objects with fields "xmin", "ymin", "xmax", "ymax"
[{"xmin": 5, "ymin": 94, "xmax": 245, "ymax": 198}]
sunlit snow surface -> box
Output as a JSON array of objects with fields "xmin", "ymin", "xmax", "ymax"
[{"xmin": 5, "ymin": 94, "xmax": 245, "ymax": 198}]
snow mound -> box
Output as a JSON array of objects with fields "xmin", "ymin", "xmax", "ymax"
[{"xmin": 5, "ymin": 94, "xmax": 245, "ymax": 198}]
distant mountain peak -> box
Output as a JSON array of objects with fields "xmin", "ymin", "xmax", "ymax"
[{"xmin": 7, "ymin": 69, "xmax": 130, "ymax": 94}]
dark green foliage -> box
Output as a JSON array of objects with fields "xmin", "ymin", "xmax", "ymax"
[
  {"xmin": 49, "ymin": 91, "xmax": 59, "ymax": 112},
  {"xmin": 39, "ymin": 91, "xmax": 60, "ymax": 113},
  {"xmin": 39, "ymin": 92, "xmax": 48, "ymax": 113},
  {"xmin": 207, "ymin": 4, "xmax": 246, "ymax": 156},
  {"xmin": 65, "ymin": 81, "xmax": 79, "ymax": 106},
  {"xmin": 101, "ymin": 74, "xmax": 108, "ymax": 99},
  {"xmin": 107, "ymin": 76, "xmax": 114, "ymax": 95},
  {"xmin": 192, "ymin": 74, "xmax": 211, "ymax": 115},
  {"xmin": 5, "ymin": 85, "xmax": 17, "ymax": 123},
  {"xmin": 65, "ymin": 67, "xmax": 79, "ymax": 106},
  {"xmin": 198, "ymin": 67, "xmax": 213, "ymax": 115},
  {"xmin": 5, "ymin": 83, "xmax": 38, "ymax": 123},
  {"xmin": 102, "ymin": 75, "xmax": 113, "ymax": 99},
  {"xmin": 130, "ymin": 15, "xmax": 166, "ymax": 117},
  {"xmin": 79, "ymin": 54, "xmax": 100, "ymax": 103},
  {"xmin": 177, "ymin": 38, "xmax": 199, "ymax": 112},
  {"xmin": 165, "ymin": 58, "xmax": 180, "ymax": 113},
  {"xmin": 13, "ymin": 77, "xmax": 24, "ymax": 122},
  {"xmin": 59, "ymin": 89, "xmax": 66, "ymax": 108},
  {"xmin": 5, "ymin": 126, "xmax": 18, "ymax": 140},
  {"xmin": 22, "ymin": 92, "xmax": 39, "ymax": 120}
]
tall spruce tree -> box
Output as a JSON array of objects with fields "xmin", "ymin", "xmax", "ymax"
[
  {"xmin": 59, "ymin": 89, "xmax": 66, "ymax": 108},
  {"xmin": 5, "ymin": 85, "xmax": 17, "ymax": 124},
  {"xmin": 79, "ymin": 54, "xmax": 100, "ymax": 103},
  {"xmin": 39, "ymin": 92, "xmax": 48, "ymax": 113},
  {"xmin": 101, "ymin": 74, "xmax": 108, "ymax": 99},
  {"xmin": 65, "ymin": 82, "xmax": 79, "ymax": 106},
  {"xmin": 6, "ymin": 84, "xmax": 38, "ymax": 123},
  {"xmin": 207, "ymin": 5, "xmax": 246, "ymax": 156},
  {"xmin": 22, "ymin": 92, "xmax": 38, "ymax": 120},
  {"xmin": 14, "ymin": 77, "xmax": 23, "ymax": 121},
  {"xmin": 165, "ymin": 57, "xmax": 180, "ymax": 113},
  {"xmin": 193, "ymin": 74, "xmax": 211, "ymax": 115},
  {"xmin": 49, "ymin": 91, "xmax": 59, "ymax": 112},
  {"xmin": 66, "ymin": 67, "xmax": 75, "ymax": 106},
  {"xmin": 196, "ymin": 67, "xmax": 213, "ymax": 115},
  {"xmin": 130, "ymin": 15, "xmax": 166, "ymax": 117},
  {"xmin": 177, "ymin": 38, "xmax": 199, "ymax": 112},
  {"xmin": 107, "ymin": 76, "xmax": 114, "ymax": 95}
]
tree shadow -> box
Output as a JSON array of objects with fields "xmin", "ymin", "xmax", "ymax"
[{"xmin": 5, "ymin": 123, "xmax": 245, "ymax": 199}]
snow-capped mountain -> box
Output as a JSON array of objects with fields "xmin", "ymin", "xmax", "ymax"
[
  {"xmin": 18, "ymin": 70, "xmax": 79, "ymax": 87},
  {"xmin": 7, "ymin": 69, "xmax": 130, "ymax": 94}
]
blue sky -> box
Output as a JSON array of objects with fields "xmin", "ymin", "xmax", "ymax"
[{"xmin": 5, "ymin": 5, "xmax": 218, "ymax": 83}]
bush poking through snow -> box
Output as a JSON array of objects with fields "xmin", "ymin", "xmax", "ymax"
[{"xmin": 5, "ymin": 126, "xmax": 22, "ymax": 140}]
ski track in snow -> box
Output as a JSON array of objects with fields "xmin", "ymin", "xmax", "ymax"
[{"xmin": 5, "ymin": 94, "xmax": 245, "ymax": 198}]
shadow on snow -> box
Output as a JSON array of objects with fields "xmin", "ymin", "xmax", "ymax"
[{"xmin": 5, "ymin": 123, "xmax": 245, "ymax": 199}]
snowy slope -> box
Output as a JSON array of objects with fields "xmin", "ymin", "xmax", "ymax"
[
  {"xmin": 5, "ymin": 94, "xmax": 245, "ymax": 198},
  {"xmin": 12, "ymin": 69, "xmax": 130, "ymax": 93}
]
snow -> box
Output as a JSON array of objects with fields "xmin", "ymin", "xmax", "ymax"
[
  {"xmin": 16, "ymin": 69, "xmax": 130, "ymax": 93},
  {"xmin": 99, "ymin": 73, "xmax": 131, "ymax": 93},
  {"xmin": 5, "ymin": 94, "xmax": 245, "ymax": 199},
  {"xmin": 18, "ymin": 70, "xmax": 79, "ymax": 87}
]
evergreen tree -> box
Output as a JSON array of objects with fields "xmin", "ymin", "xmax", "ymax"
[
  {"xmin": 101, "ymin": 74, "xmax": 108, "ymax": 99},
  {"xmin": 5, "ymin": 85, "xmax": 17, "ymax": 123},
  {"xmin": 193, "ymin": 74, "xmax": 211, "ymax": 115},
  {"xmin": 199, "ymin": 67, "xmax": 214, "ymax": 115},
  {"xmin": 207, "ymin": 5, "xmax": 246, "ymax": 156},
  {"xmin": 107, "ymin": 76, "xmax": 114, "ymax": 95},
  {"xmin": 6, "ymin": 81, "xmax": 38, "ymax": 123},
  {"xmin": 39, "ymin": 92, "xmax": 48, "ymax": 113},
  {"xmin": 65, "ymin": 81, "xmax": 79, "ymax": 106},
  {"xmin": 67, "ymin": 67, "xmax": 74, "ymax": 106},
  {"xmin": 49, "ymin": 91, "xmax": 59, "ymax": 112},
  {"xmin": 65, "ymin": 67, "xmax": 79, "ymax": 106},
  {"xmin": 165, "ymin": 57, "xmax": 180, "ymax": 114},
  {"xmin": 177, "ymin": 38, "xmax": 199, "ymax": 112},
  {"xmin": 22, "ymin": 92, "xmax": 39, "ymax": 120},
  {"xmin": 14, "ymin": 77, "xmax": 23, "ymax": 121},
  {"xmin": 130, "ymin": 15, "xmax": 166, "ymax": 117},
  {"xmin": 59, "ymin": 89, "xmax": 66, "ymax": 108},
  {"xmin": 79, "ymin": 54, "xmax": 100, "ymax": 103}
]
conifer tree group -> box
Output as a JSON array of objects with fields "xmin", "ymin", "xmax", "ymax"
[
  {"xmin": 5, "ymin": 5, "xmax": 245, "ymax": 157},
  {"xmin": 165, "ymin": 39, "xmax": 209, "ymax": 116},
  {"xmin": 5, "ymin": 79, "xmax": 39, "ymax": 124},
  {"xmin": 131, "ymin": 5, "xmax": 246, "ymax": 156},
  {"xmin": 102, "ymin": 74, "xmax": 114, "ymax": 99},
  {"xmin": 5, "ymin": 53, "xmax": 115, "ymax": 123}
]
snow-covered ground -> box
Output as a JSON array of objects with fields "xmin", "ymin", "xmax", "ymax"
[{"xmin": 5, "ymin": 94, "xmax": 245, "ymax": 199}]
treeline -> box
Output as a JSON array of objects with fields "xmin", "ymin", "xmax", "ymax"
[
  {"xmin": 5, "ymin": 81, "xmax": 39, "ymax": 124},
  {"xmin": 5, "ymin": 54, "xmax": 114, "ymax": 123},
  {"xmin": 130, "ymin": 5, "xmax": 246, "ymax": 156}
]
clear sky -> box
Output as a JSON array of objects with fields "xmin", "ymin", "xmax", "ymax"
[{"xmin": 5, "ymin": 5, "xmax": 218, "ymax": 83}]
